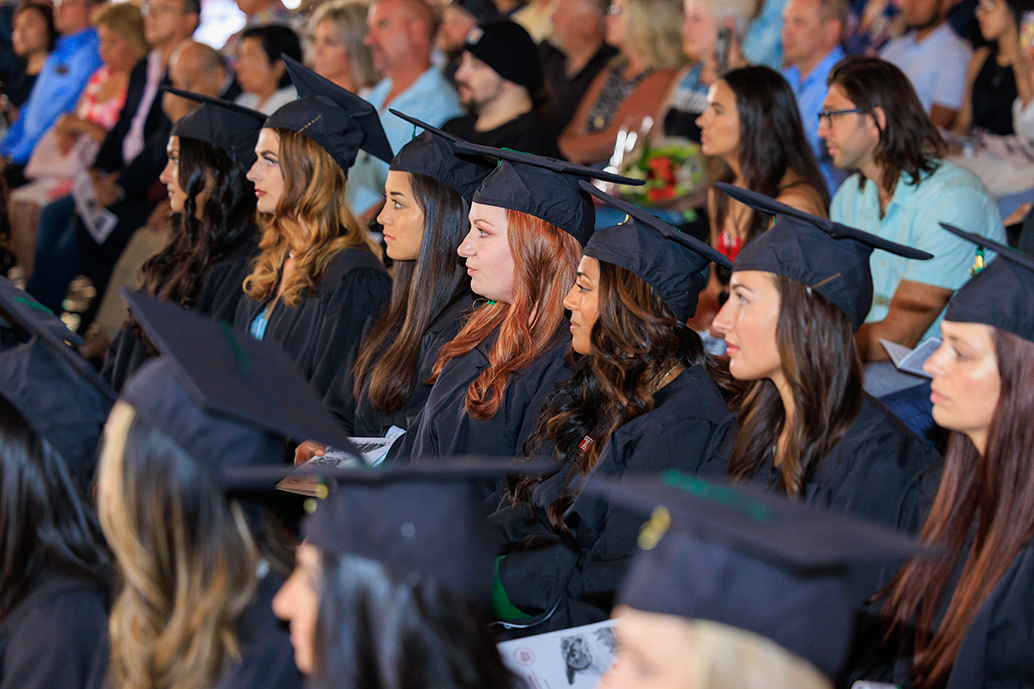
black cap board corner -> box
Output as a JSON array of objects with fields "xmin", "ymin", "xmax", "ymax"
[
  {"xmin": 120, "ymin": 291, "xmax": 356, "ymax": 482},
  {"xmin": 264, "ymin": 55, "xmax": 393, "ymax": 172},
  {"xmin": 585, "ymin": 471, "xmax": 928, "ymax": 679},
  {"xmin": 716, "ymin": 183, "xmax": 932, "ymax": 330},
  {"xmin": 0, "ymin": 277, "xmax": 115, "ymax": 486},
  {"xmin": 225, "ymin": 459, "xmax": 553, "ymax": 608},
  {"xmin": 385, "ymin": 109, "xmax": 494, "ymax": 203},
  {"xmin": 163, "ymin": 86, "xmax": 266, "ymax": 168},
  {"xmin": 456, "ymin": 141, "xmax": 644, "ymax": 246},
  {"xmin": 578, "ymin": 180, "xmax": 730, "ymax": 321},
  {"xmin": 937, "ymin": 222, "xmax": 1034, "ymax": 343}
]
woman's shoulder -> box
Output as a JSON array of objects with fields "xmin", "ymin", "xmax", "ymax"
[
  {"xmin": 426, "ymin": 292, "xmax": 476, "ymax": 339},
  {"xmin": 775, "ymin": 175, "xmax": 828, "ymax": 218},
  {"xmin": 318, "ymin": 247, "xmax": 390, "ymax": 294},
  {"xmin": 1, "ymin": 571, "xmax": 107, "ymax": 636}
]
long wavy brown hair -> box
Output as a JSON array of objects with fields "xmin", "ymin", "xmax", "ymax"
[
  {"xmin": 431, "ymin": 209, "xmax": 580, "ymax": 420},
  {"xmin": 878, "ymin": 329, "xmax": 1034, "ymax": 689},
  {"xmin": 509, "ymin": 261, "xmax": 705, "ymax": 532},
  {"xmin": 99, "ymin": 402, "xmax": 293, "ymax": 689},
  {"xmin": 727, "ymin": 274, "xmax": 863, "ymax": 496},
  {"xmin": 243, "ymin": 128, "xmax": 380, "ymax": 307}
]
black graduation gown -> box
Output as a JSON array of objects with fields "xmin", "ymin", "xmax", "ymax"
[
  {"xmin": 492, "ymin": 365, "xmax": 736, "ymax": 636},
  {"xmin": 392, "ymin": 322, "xmax": 571, "ymax": 465},
  {"xmin": 101, "ymin": 230, "xmax": 259, "ymax": 393},
  {"xmin": 698, "ymin": 394, "xmax": 940, "ymax": 531},
  {"xmin": 336, "ymin": 293, "xmax": 475, "ymax": 437},
  {"xmin": 233, "ymin": 247, "xmax": 391, "ymax": 420},
  {"xmin": 215, "ymin": 570, "xmax": 304, "ymax": 689},
  {"xmin": 0, "ymin": 571, "xmax": 108, "ymax": 689}
]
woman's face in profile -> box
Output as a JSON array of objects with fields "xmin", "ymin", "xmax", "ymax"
[
  {"xmin": 696, "ymin": 80, "xmax": 740, "ymax": 161},
  {"xmin": 563, "ymin": 255, "xmax": 600, "ymax": 356},
  {"xmin": 247, "ymin": 128, "xmax": 286, "ymax": 216},
  {"xmin": 378, "ymin": 170, "xmax": 426, "ymax": 261},
  {"xmin": 924, "ymin": 320, "xmax": 1001, "ymax": 452},
  {"xmin": 711, "ymin": 270, "xmax": 783, "ymax": 383},
  {"xmin": 457, "ymin": 202, "xmax": 517, "ymax": 303},
  {"xmin": 603, "ymin": 605, "xmax": 696, "ymax": 689},
  {"xmin": 272, "ymin": 543, "xmax": 322, "ymax": 675}
]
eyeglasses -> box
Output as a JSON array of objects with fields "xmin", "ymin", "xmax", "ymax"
[
  {"xmin": 607, "ymin": 4, "xmax": 622, "ymax": 14},
  {"xmin": 818, "ymin": 107, "xmax": 866, "ymax": 128},
  {"xmin": 975, "ymin": 0, "xmax": 998, "ymax": 14}
]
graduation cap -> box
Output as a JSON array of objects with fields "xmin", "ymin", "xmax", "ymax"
[
  {"xmin": 579, "ymin": 181, "xmax": 734, "ymax": 321},
  {"xmin": 387, "ymin": 109, "xmax": 494, "ymax": 203},
  {"xmin": 163, "ymin": 86, "xmax": 266, "ymax": 168},
  {"xmin": 938, "ymin": 223, "xmax": 1034, "ymax": 343},
  {"xmin": 716, "ymin": 183, "xmax": 933, "ymax": 330},
  {"xmin": 0, "ymin": 276, "xmax": 84, "ymax": 349},
  {"xmin": 0, "ymin": 277, "xmax": 115, "ymax": 486},
  {"xmin": 455, "ymin": 141, "xmax": 644, "ymax": 246},
  {"xmin": 120, "ymin": 291, "xmax": 356, "ymax": 484},
  {"xmin": 264, "ymin": 56, "xmax": 393, "ymax": 173},
  {"xmin": 223, "ymin": 459, "xmax": 551, "ymax": 608},
  {"xmin": 586, "ymin": 471, "xmax": 927, "ymax": 679}
]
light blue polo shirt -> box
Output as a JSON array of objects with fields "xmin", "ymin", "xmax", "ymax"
[
  {"xmin": 830, "ymin": 161, "xmax": 1004, "ymax": 342},
  {"xmin": 345, "ymin": 67, "xmax": 462, "ymax": 216}
]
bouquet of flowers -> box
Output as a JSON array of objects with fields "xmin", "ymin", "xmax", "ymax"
[{"xmin": 616, "ymin": 137, "xmax": 708, "ymax": 214}]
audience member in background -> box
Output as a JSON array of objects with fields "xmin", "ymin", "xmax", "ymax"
[
  {"xmin": 24, "ymin": 0, "xmax": 200, "ymax": 327},
  {"xmin": 309, "ymin": 1, "xmax": 378, "ymax": 93},
  {"xmin": 2, "ymin": 2, "xmax": 57, "ymax": 124},
  {"xmin": 7, "ymin": 2, "xmax": 147, "ymax": 278},
  {"xmin": 952, "ymin": 0, "xmax": 1021, "ymax": 136},
  {"xmin": 511, "ymin": 0, "xmax": 555, "ymax": 41},
  {"xmin": 436, "ymin": 0, "xmax": 499, "ymax": 86},
  {"xmin": 0, "ymin": 0, "xmax": 102, "ymax": 188},
  {"xmin": 234, "ymin": 24, "xmax": 301, "ymax": 115},
  {"xmin": 742, "ymin": 0, "xmax": 787, "ymax": 68},
  {"xmin": 345, "ymin": 0, "xmax": 461, "ymax": 218},
  {"xmin": 558, "ymin": 0, "xmax": 683, "ymax": 165},
  {"xmin": 659, "ymin": 0, "xmax": 752, "ymax": 142},
  {"xmin": 821, "ymin": 57, "xmax": 1003, "ymax": 364},
  {"xmin": 223, "ymin": 0, "xmax": 293, "ymax": 57},
  {"xmin": 690, "ymin": 66, "xmax": 828, "ymax": 330},
  {"xmin": 781, "ymin": 0, "xmax": 848, "ymax": 195},
  {"xmin": 162, "ymin": 39, "xmax": 241, "ymax": 123},
  {"xmin": 878, "ymin": 0, "xmax": 971, "ymax": 129},
  {"xmin": 442, "ymin": 21, "xmax": 557, "ymax": 155},
  {"xmin": 538, "ymin": 0, "xmax": 616, "ymax": 141}
]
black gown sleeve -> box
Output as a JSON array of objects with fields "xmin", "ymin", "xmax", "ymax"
[{"xmin": 0, "ymin": 577, "xmax": 109, "ymax": 689}]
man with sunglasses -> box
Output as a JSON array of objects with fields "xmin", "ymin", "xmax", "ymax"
[{"xmin": 819, "ymin": 56, "xmax": 1004, "ymax": 393}]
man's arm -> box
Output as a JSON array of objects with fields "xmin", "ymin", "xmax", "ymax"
[{"xmin": 855, "ymin": 279, "xmax": 954, "ymax": 361}]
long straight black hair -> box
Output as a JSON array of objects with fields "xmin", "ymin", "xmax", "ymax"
[
  {"xmin": 310, "ymin": 551, "xmax": 519, "ymax": 689},
  {"xmin": 712, "ymin": 65, "xmax": 830, "ymax": 244},
  {"xmin": 351, "ymin": 172, "xmax": 471, "ymax": 414},
  {"xmin": 0, "ymin": 394, "xmax": 111, "ymax": 621}
]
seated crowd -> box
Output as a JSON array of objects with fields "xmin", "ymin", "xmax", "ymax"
[{"xmin": 0, "ymin": 0, "xmax": 1032, "ymax": 687}]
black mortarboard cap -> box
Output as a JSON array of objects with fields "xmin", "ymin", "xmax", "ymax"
[
  {"xmin": 938, "ymin": 223, "xmax": 1034, "ymax": 343},
  {"xmin": 0, "ymin": 276, "xmax": 84, "ymax": 349},
  {"xmin": 458, "ymin": 142, "xmax": 644, "ymax": 246},
  {"xmin": 120, "ymin": 292, "xmax": 355, "ymax": 483},
  {"xmin": 716, "ymin": 183, "xmax": 933, "ymax": 330},
  {"xmin": 387, "ymin": 109, "xmax": 494, "ymax": 203},
  {"xmin": 587, "ymin": 471, "xmax": 927, "ymax": 678},
  {"xmin": 579, "ymin": 181, "xmax": 733, "ymax": 321},
  {"xmin": 464, "ymin": 21, "xmax": 542, "ymax": 90},
  {"xmin": 164, "ymin": 87, "xmax": 266, "ymax": 168},
  {"xmin": 223, "ymin": 460, "xmax": 551, "ymax": 608},
  {"xmin": 0, "ymin": 278, "xmax": 115, "ymax": 486},
  {"xmin": 265, "ymin": 56, "xmax": 393, "ymax": 173}
]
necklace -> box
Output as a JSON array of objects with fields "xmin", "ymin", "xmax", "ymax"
[{"xmin": 652, "ymin": 362, "xmax": 682, "ymax": 392}]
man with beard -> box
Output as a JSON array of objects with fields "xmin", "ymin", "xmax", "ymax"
[
  {"xmin": 441, "ymin": 20, "xmax": 559, "ymax": 156},
  {"xmin": 878, "ymin": 0, "xmax": 971, "ymax": 129}
]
